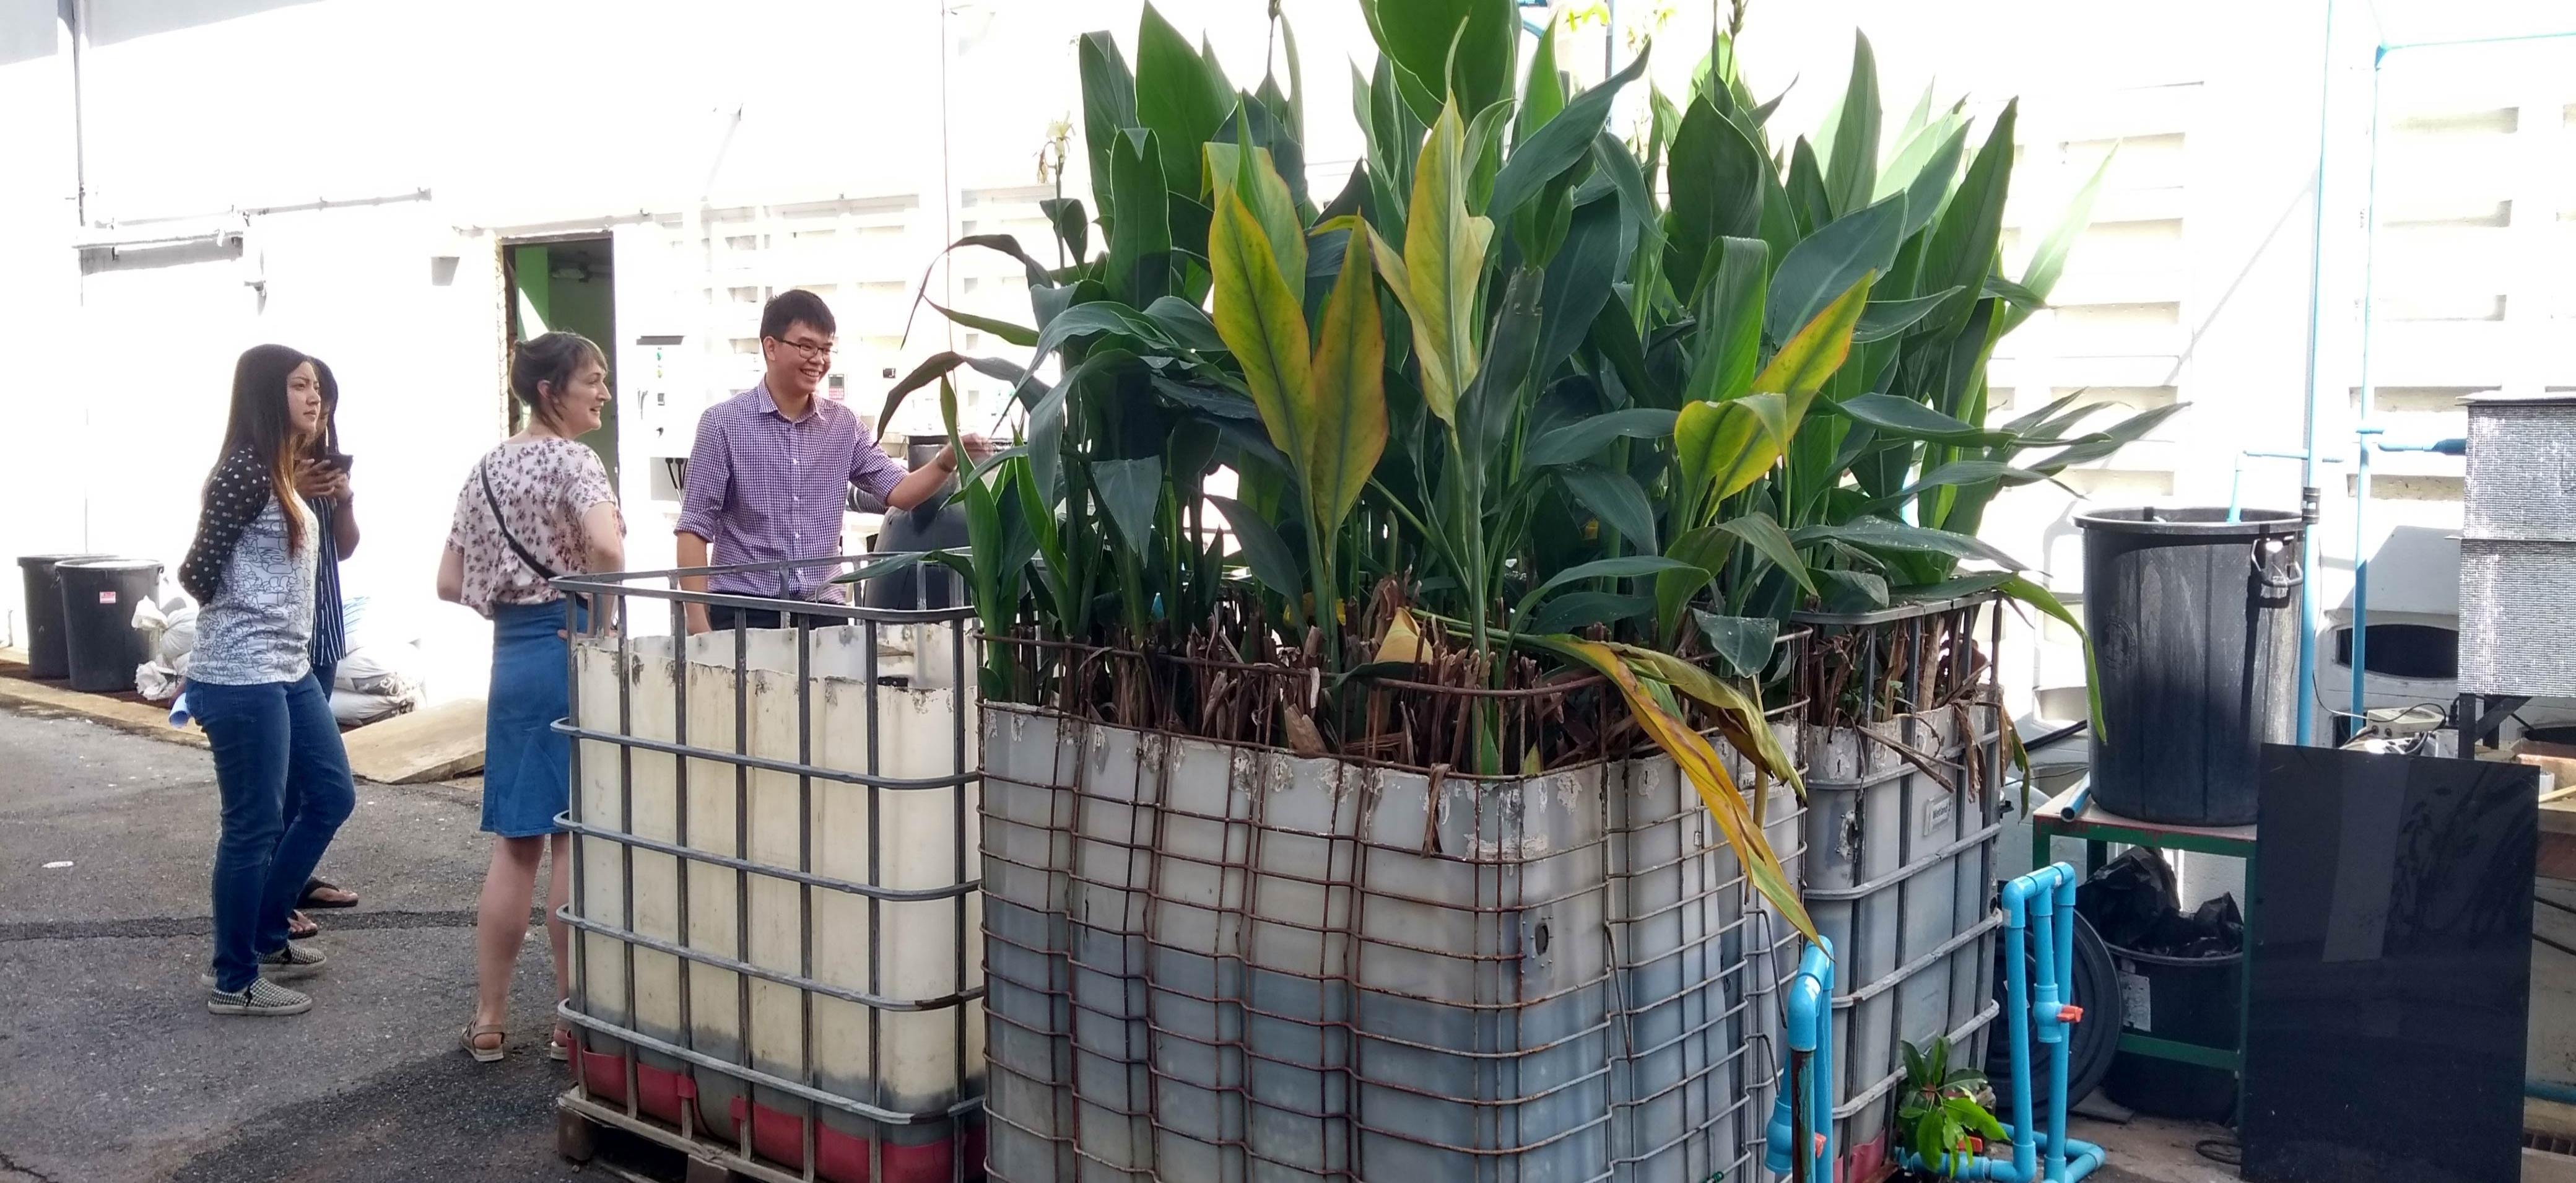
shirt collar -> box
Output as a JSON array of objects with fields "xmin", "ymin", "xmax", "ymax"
[{"xmin": 753, "ymin": 380, "xmax": 837, "ymax": 424}]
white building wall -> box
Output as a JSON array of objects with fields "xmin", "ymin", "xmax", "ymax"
[{"xmin": 0, "ymin": 0, "xmax": 2567, "ymax": 716}]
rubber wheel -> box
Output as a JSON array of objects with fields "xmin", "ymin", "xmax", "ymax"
[{"xmin": 1985, "ymin": 909, "xmax": 2119, "ymax": 1112}]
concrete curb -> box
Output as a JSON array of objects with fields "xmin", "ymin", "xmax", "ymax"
[{"xmin": 0, "ymin": 669, "xmax": 205, "ymax": 749}]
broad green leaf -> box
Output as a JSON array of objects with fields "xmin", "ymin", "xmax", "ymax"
[
  {"xmin": 1921, "ymin": 100, "xmax": 2016, "ymax": 336},
  {"xmin": 1462, "ymin": 95, "xmax": 1515, "ymax": 214},
  {"xmin": 1765, "ymin": 192, "xmax": 1905, "ymax": 343},
  {"xmin": 1662, "ymin": 95, "xmax": 1765, "ymax": 295},
  {"xmin": 1134, "ymin": 3, "xmax": 1234, "ymax": 190},
  {"xmin": 2028, "ymin": 403, "xmax": 2187, "ymax": 472},
  {"xmin": 1489, "ymin": 46, "xmax": 1649, "ymax": 223},
  {"xmin": 1560, "ymin": 464, "xmax": 1658, "ymax": 551},
  {"xmin": 1149, "ymin": 375, "xmax": 1255, "ymax": 419},
  {"xmin": 1533, "ymin": 194, "xmax": 1625, "ymax": 378},
  {"xmin": 832, "ymin": 549, "xmax": 931, "ymax": 586},
  {"xmin": 928, "ymin": 300, "xmax": 1037, "ymax": 349},
  {"xmin": 2012, "ymin": 143, "xmax": 2117, "ymax": 330},
  {"xmin": 1985, "ymin": 275, "xmax": 2045, "ymax": 312},
  {"xmin": 1797, "ymin": 517, "xmax": 2027, "ymax": 569},
  {"xmin": 1818, "ymin": 567, "xmax": 1890, "ymax": 611},
  {"xmin": 1547, "ymin": 638, "xmax": 1815, "ymax": 941},
  {"xmin": 874, "ymin": 352, "xmax": 1030, "ymax": 447},
  {"xmin": 1077, "ymin": 32, "xmax": 1138, "ymax": 224},
  {"xmin": 1208, "ymin": 495, "xmax": 1303, "ymax": 598},
  {"xmin": 1208, "ymin": 188, "xmax": 1312, "ymax": 461},
  {"xmin": 1897, "ymin": 460, "xmax": 2052, "ymax": 498},
  {"xmin": 1360, "ymin": 0, "xmax": 1516, "ymax": 122},
  {"xmin": 1681, "ymin": 236, "xmax": 1768, "ymax": 405},
  {"xmin": 1822, "ymin": 33, "xmax": 1880, "ymax": 219},
  {"xmin": 1108, "ymin": 129, "xmax": 1173, "ymax": 308},
  {"xmin": 1675, "ymin": 391, "xmax": 1792, "ymax": 505},
  {"xmin": 1852, "ymin": 287, "xmax": 1962, "ymax": 343},
  {"xmin": 1038, "ymin": 198, "xmax": 1088, "ymax": 264},
  {"xmin": 1513, "ymin": 12, "xmax": 1563, "ymax": 146},
  {"xmin": 1887, "ymin": 122, "xmax": 1968, "ymax": 238},
  {"xmin": 1655, "ymin": 525, "xmax": 1731, "ymax": 640},
  {"xmin": 1527, "ymin": 407, "xmax": 1677, "ymax": 467},
  {"xmin": 1837, "ymin": 391, "xmax": 2003, "ymax": 443},
  {"xmin": 1531, "ymin": 590, "xmax": 1652, "ymax": 635},
  {"xmin": 1692, "ymin": 611, "xmax": 1780, "ymax": 679},
  {"xmin": 1784, "ymin": 138, "xmax": 1832, "ymax": 233},
  {"xmin": 1029, "ymin": 300, "xmax": 1169, "ymax": 365},
  {"xmin": 1204, "ymin": 142, "xmax": 1305, "ymax": 289},
  {"xmin": 2000, "ymin": 388, "xmax": 2091, "ymax": 435},
  {"xmin": 1090, "ymin": 458, "xmax": 1164, "ymax": 555},
  {"xmin": 1141, "ymin": 295, "xmax": 1222, "ymax": 353},
  {"xmin": 1514, "ymin": 555, "xmax": 1695, "ymax": 622},
  {"xmin": 1303, "ymin": 230, "xmax": 1388, "ymax": 536},
  {"xmin": 1713, "ymin": 510, "xmax": 1816, "ymax": 595},
  {"xmin": 1405, "ymin": 99, "xmax": 1494, "ymax": 424},
  {"xmin": 1999, "ymin": 574, "xmax": 2105, "ymax": 736},
  {"xmin": 1591, "ymin": 131, "xmax": 1661, "ymax": 248}
]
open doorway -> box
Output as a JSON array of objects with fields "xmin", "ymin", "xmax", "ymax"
[{"xmin": 501, "ymin": 236, "xmax": 619, "ymax": 484}]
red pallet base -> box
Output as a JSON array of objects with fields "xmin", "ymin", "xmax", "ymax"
[{"xmin": 572, "ymin": 1042, "xmax": 981, "ymax": 1183}]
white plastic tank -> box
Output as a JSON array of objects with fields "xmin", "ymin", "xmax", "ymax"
[{"xmin": 567, "ymin": 620, "xmax": 983, "ymax": 1182}]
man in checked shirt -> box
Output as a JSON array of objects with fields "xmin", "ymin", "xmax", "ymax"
[{"xmin": 676, "ymin": 289, "xmax": 990, "ymax": 633}]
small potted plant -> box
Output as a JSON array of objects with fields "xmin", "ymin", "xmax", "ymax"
[{"xmin": 1892, "ymin": 1036, "xmax": 2010, "ymax": 1179}]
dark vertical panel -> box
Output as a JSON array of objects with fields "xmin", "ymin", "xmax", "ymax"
[{"xmin": 2245, "ymin": 744, "xmax": 2536, "ymax": 1183}]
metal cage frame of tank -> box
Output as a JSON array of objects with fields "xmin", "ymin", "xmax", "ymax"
[
  {"xmin": 1786, "ymin": 594, "xmax": 2008, "ymax": 1177},
  {"xmin": 975, "ymin": 631, "xmax": 1812, "ymax": 1183},
  {"xmin": 550, "ymin": 556, "xmax": 985, "ymax": 1183}
]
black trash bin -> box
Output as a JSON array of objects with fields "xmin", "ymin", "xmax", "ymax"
[
  {"xmin": 57, "ymin": 559, "xmax": 162, "ymax": 693},
  {"xmin": 2078, "ymin": 508, "xmax": 2302, "ymax": 826},
  {"xmin": 862, "ymin": 442, "xmax": 970, "ymax": 611},
  {"xmin": 2102, "ymin": 943, "xmax": 2243, "ymax": 1122},
  {"xmin": 17, "ymin": 553, "xmax": 111, "ymax": 679}
]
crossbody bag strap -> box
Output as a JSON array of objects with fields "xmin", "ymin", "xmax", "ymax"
[{"xmin": 479, "ymin": 456, "xmax": 563, "ymax": 583}]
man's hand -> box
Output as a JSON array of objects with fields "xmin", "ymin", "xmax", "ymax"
[
  {"xmin": 684, "ymin": 602, "xmax": 713, "ymax": 635},
  {"xmin": 294, "ymin": 457, "xmax": 349, "ymax": 501},
  {"xmin": 942, "ymin": 434, "xmax": 1000, "ymax": 473}
]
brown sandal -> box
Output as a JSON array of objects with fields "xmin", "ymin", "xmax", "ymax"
[
  {"xmin": 288, "ymin": 910, "xmax": 319, "ymax": 940},
  {"xmin": 462, "ymin": 1023, "xmax": 506, "ymax": 1063},
  {"xmin": 549, "ymin": 1026, "xmax": 573, "ymax": 1062}
]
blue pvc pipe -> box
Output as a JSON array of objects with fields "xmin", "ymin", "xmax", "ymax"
[
  {"xmin": 1767, "ymin": 938, "xmax": 1837, "ymax": 1181},
  {"xmin": 1899, "ymin": 864, "xmax": 2102, "ymax": 1182},
  {"xmin": 2291, "ymin": 0, "xmax": 2341, "ymax": 748}
]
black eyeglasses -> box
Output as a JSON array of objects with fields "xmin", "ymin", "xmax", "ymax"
[{"xmin": 768, "ymin": 336, "xmax": 836, "ymax": 360}]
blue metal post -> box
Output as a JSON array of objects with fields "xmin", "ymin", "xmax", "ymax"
[
  {"xmin": 2344, "ymin": 48, "xmax": 2387, "ymax": 743},
  {"xmin": 2291, "ymin": 0, "xmax": 2344, "ymax": 748}
]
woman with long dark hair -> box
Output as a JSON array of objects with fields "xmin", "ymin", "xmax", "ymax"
[
  {"xmin": 284, "ymin": 358, "xmax": 363, "ymax": 941},
  {"xmin": 178, "ymin": 343, "xmax": 357, "ymax": 1016},
  {"xmin": 437, "ymin": 331, "xmax": 624, "ymax": 1062}
]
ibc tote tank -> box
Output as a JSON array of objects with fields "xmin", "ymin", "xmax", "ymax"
[{"xmin": 564, "ymin": 621, "xmax": 983, "ymax": 1182}]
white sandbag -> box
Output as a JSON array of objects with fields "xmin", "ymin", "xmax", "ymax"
[{"xmin": 332, "ymin": 687, "xmax": 412, "ymax": 727}]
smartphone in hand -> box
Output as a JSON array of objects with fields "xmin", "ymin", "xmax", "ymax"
[{"xmin": 326, "ymin": 452, "xmax": 355, "ymax": 476}]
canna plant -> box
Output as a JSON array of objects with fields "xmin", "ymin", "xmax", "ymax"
[{"xmin": 857, "ymin": 0, "xmax": 2170, "ymax": 943}]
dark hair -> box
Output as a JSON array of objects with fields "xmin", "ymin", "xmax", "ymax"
[
  {"xmin": 215, "ymin": 343, "xmax": 313, "ymax": 553},
  {"xmin": 509, "ymin": 331, "xmax": 606, "ymax": 433},
  {"xmin": 307, "ymin": 357, "xmax": 341, "ymax": 457},
  {"xmin": 760, "ymin": 289, "xmax": 836, "ymax": 341}
]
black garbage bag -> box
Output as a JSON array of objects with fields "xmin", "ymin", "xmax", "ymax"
[{"xmin": 2075, "ymin": 847, "xmax": 2242, "ymax": 958}]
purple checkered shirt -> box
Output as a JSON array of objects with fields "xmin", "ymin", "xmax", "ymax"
[{"xmin": 675, "ymin": 382, "xmax": 910, "ymax": 601}]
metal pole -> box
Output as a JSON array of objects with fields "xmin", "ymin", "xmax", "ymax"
[
  {"xmin": 2349, "ymin": 53, "xmax": 2387, "ymax": 741},
  {"xmin": 2292, "ymin": 0, "xmax": 2342, "ymax": 747}
]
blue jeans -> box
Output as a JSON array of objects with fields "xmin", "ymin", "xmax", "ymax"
[{"xmin": 193, "ymin": 672, "xmax": 355, "ymax": 993}]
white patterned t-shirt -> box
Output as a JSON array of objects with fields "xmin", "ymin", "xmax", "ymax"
[{"xmin": 187, "ymin": 485, "xmax": 318, "ymax": 687}]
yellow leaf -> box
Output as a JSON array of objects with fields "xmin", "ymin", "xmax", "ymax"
[
  {"xmin": 1208, "ymin": 186, "xmax": 1312, "ymax": 463},
  {"xmin": 1559, "ymin": 639, "xmax": 1816, "ymax": 941},
  {"xmin": 1675, "ymin": 391, "xmax": 1793, "ymax": 509},
  {"xmin": 1404, "ymin": 98, "xmax": 1493, "ymax": 425},
  {"xmin": 1206, "ymin": 142, "xmax": 1307, "ymax": 297},
  {"xmin": 1303, "ymin": 229, "xmax": 1388, "ymax": 537},
  {"xmin": 1377, "ymin": 605, "xmax": 1426, "ymax": 665},
  {"xmin": 1748, "ymin": 274, "xmax": 1873, "ymax": 426}
]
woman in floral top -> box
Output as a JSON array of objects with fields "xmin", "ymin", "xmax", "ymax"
[{"xmin": 436, "ymin": 331, "xmax": 624, "ymax": 1062}]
